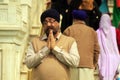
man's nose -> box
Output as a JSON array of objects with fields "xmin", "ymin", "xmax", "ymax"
[{"xmin": 47, "ymin": 22, "xmax": 52, "ymax": 26}]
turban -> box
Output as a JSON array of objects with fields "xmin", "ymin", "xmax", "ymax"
[
  {"xmin": 40, "ymin": 9, "xmax": 60, "ymax": 23},
  {"xmin": 72, "ymin": 10, "xmax": 87, "ymax": 20}
]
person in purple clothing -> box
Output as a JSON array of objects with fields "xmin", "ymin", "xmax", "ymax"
[{"xmin": 96, "ymin": 14, "xmax": 120, "ymax": 80}]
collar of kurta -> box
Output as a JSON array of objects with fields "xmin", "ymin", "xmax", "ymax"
[{"xmin": 73, "ymin": 20, "xmax": 86, "ymax": 25}]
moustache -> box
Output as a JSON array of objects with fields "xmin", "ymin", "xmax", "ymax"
[{"xmin": 45, "ymin": 27, "xmax": 57, "ymax": 36}]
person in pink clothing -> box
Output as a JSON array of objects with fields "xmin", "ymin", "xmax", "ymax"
[{"xmin": 96, "ymin": 14, "xmax": 120, "ymax": 80}]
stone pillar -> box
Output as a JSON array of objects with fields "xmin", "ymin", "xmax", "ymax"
[{"xmin": 0, "ymin": 1, "xmax": 29, "ymax": 80}]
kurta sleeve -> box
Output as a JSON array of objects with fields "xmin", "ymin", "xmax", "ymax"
[
  {"xmin": 52, "ymin": 41, "xmax": 80, "ymax": 67},
  {"xmin": 25, "ymin": 42, "xmax": 50, "ymax": 69}
]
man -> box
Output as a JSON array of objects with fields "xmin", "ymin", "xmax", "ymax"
[
  {"xmin": 25, "ymin": 9, "xmax": 80, "ymax": 80},
  {"xmin": 63, "ymin": 10, "xmax": 100, "ymax": 80}
]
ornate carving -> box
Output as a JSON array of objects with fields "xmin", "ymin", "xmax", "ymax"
[
  {"xmin": 0, "ymin": 4, "xmax": 8, "ymax": 23},
  {"xmin": 0, "ymin": 0, "xmax": 3, "ymax": 2},
  {"xmin": 0, "ymin": 10, "xmax": 8, "ymax": 23}
]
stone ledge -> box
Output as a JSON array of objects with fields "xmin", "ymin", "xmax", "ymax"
[{"xmin": 0, "ymin": 25, "xmax": 26, "ymax": 45}]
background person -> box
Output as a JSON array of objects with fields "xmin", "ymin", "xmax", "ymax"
[
  {"xmin": 63, "ymin": 10, "xmax": 100, "ymax": 80},
  {"xmin": 96, "ymin": 14, "xmax": 120, "ymax": 80}
]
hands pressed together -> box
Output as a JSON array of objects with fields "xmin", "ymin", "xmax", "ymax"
[{"xmin": 47, "ymin": 29, "xmax": 56, "ymax": 50}]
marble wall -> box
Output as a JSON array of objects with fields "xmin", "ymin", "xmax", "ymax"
[{"xmin": 0, "ymin": 0, "xmax": 47, "ymax": 80}]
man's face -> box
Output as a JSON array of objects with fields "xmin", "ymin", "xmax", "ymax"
[{"xmin": 43, "ymin": 17, "xmax": 60, "ymax": 36}]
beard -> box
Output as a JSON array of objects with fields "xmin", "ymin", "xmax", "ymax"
[{"xmin": 45, "ymin": 27, "xmax": 58, "ymax": 37}]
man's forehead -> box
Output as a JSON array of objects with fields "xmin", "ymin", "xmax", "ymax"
[{"xmin": 45, "ymin": 17, "xmax": 55, "ymax": 20}]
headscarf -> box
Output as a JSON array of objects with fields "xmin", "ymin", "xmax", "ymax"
[
  {"xmin": 96, "ymin": 14, "xmax": 120, "ymax": 80},
  {"xmin": 72, "ymin": 10, "xmax": 87, "ymax": 20}
]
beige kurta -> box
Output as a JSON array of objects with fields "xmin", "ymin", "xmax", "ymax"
[
  {"xmin": 32, "ymin": 54, "xmax": 69, "ymax": 80},
  {"xmin": 31, "ymin": 34, "xmax": 75, "ymax": 80}
]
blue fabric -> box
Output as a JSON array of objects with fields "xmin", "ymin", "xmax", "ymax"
[
  {"xmin": 116, "ymin": 78, "xmax": 120, "ymax": 80},
  {"xmin": 72, "ymin": 10, "xmax": 87, "ymax": 20}
]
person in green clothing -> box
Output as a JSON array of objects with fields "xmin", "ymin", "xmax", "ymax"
[{"xmin": 113, "ymin": 0, "xmax": 120, "ymax": 28}]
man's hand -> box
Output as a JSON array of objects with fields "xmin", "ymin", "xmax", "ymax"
[{"xmin": 47, "ymin": 29, "xmax": 56, "ymax": 50}]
